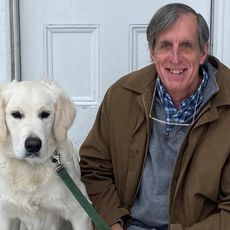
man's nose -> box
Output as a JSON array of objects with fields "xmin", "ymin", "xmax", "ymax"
[{"xmin": 169, "ymin": 47, "xmax": 183, "ymax": 64}]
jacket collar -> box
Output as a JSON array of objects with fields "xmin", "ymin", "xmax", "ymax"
[
  {"xmin": 207, "ymin": 56, "xmax": 230, "ymax": 107},
  {"xmin": 122, "ymin": 64, "xmax": 157, "ymax": 114},
  {"xmin": 123, "ymin": 64, "xmax": 157, "ymax": 94}
]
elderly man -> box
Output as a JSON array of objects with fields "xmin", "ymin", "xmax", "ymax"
[{"xmin": 80, "ymin": 3, "xmax": 230, "ymax": 230}]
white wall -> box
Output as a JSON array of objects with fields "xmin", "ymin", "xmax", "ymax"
[
  {"xmin": 0, "ymin": 0, "xmax": 11, "ymax": 83},
  {"xmin": 0, "ymin": 0, "xmax": 230, "ymax": 84},
  {"xmin": 212, "ymin": 0, "xmax": 230, "ymax": 67}
]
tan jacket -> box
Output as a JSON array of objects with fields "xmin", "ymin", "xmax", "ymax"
[{"xmin": 79, "ymin": 56, "xmax": 230, "ymax": 229}]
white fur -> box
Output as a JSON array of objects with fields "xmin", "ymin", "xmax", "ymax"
[{"xmin": 0, "ymin": 81, "xmax": 93, "ymax": 230}]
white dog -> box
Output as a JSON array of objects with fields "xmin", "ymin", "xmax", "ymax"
[{"xmin": 0, "ymin": 81, "xmax": 93, "ymax": 230}]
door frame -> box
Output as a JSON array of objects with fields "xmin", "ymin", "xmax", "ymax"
[{"xmin": 9, "ymin": 0, "xmax": 21, "ymax": 81}]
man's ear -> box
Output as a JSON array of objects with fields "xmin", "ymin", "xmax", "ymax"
[
  {"xmin": 0, "ymin": 97, "xmax": 8, "ymax": 143},
  {"xmin": 149, "ymin": 45, "xmax": 155, "ymax": 63},
  {"xmin": 200, "ymin": 42, "xmax": 209, "ymax": 65},
  {"xmin": 53, "ymin": 92, "xmax": 76, "ymax": 143}
]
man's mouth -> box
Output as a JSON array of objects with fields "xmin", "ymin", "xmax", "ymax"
[{"xmin": 166, "ymin": 68, "xmax": 186, "ymax": 74}]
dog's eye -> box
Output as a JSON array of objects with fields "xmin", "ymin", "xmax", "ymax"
[
  {"xmin": 39, "ymin": 111, "xmax": 50, "ymax": 119},
  {"xmin": 11, "ymin": 111, "xmax": 23, "ymax": 119}
]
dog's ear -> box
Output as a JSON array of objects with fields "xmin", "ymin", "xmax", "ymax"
[
  {"xmin": 0, "ymin": 97, "xmax": 8, "ymax": 143},
  {"xmin": 54, "ymin": 93, "xmax": 76, "ymax": 142},
  {"xmin": 40, "ymin": 80, "xmax": 76, "ymax": 142}
]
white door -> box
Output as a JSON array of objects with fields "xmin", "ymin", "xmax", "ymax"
[{"xmin": 19, "ymin": 0, "xmax": 212, "ymax": 147}]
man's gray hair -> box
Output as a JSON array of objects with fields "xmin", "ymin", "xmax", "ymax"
[{"xmin": 146, "ymin": 3, "xmax": 209, "ymax": 51}]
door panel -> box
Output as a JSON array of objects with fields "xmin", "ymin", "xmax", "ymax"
[{"xmin": 19, "ymin": 0, "xmax": 211, "ymax": 146}]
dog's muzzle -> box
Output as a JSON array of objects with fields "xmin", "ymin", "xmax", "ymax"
[{"xmin": 24, "ymin": 136, "xmax": 42, "ymax": 157}]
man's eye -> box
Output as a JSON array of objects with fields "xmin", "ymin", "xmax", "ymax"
[
  {"xmin": 11, "ymin": 111, "xmax": 23, "ymax": 119},
  {"xmin": 39, "ymin": 111, "xmax": 50, "ymax": 119},
  {"xmin": 160, "ymin": 42, "xmax": 171, "ymax": 49},
  {"xmin": 181, "ymin": 42, "xmax": 192, "ymax": 49}
]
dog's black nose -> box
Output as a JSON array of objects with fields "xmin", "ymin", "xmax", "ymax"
[{"xmin": 25, "ymin": 137, "xmax": 42, "ymax": 153}]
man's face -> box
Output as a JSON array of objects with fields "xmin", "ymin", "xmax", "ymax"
[{"xmin": 150, "ymin": 13, "xmax": 208, "ymax": 102}]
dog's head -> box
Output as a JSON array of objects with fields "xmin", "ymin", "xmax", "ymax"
[{"xmin": 0, "ymin": 81, "xmax": 76, "ymax": 164}]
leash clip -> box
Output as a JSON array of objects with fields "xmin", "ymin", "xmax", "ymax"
[{"xmin": 51, "ymin": 151, "xmax": 65, "ymax": 173}]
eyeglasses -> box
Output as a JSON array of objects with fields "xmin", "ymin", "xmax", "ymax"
[{"xmin": 149, "ymin": 114, "xmax": 195, "ymax": 127}]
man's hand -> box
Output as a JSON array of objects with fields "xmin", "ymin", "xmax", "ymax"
[{"xmin": 111, "ymin": 223, "xmax": 124, "ymax": 230}]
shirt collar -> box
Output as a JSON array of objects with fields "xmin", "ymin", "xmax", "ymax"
[{"xmin": 156, "ymin": 67, "xmax": 209, "ymax": 134}]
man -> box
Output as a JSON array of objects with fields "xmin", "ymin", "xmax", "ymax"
[{"xmin": 80, "ymin": 3, "xmax": 230, "ymax": 230}]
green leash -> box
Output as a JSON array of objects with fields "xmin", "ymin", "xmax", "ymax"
[{"xmin": 52, "ymin": 151, "xmax": 111, "ymax": 230}]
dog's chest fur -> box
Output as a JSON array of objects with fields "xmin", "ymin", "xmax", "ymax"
[
  {"xmin": 0, "ymin": 142, "xmax": 80, "ymax": 219},
  {"xmin": 0, "ymin": 160, "xmax": 62, "ymax": 211}
]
